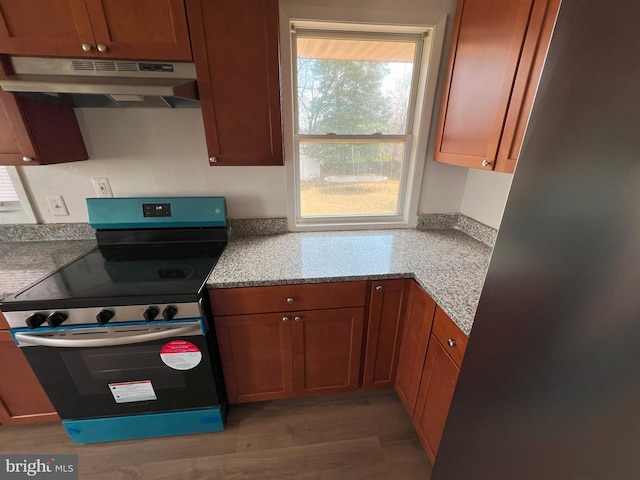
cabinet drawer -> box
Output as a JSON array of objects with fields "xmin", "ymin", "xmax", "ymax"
[
  {"xmin": 432, "ymin": 306, "xmax": 468, "ymax": 367},
  {"xmin": 210, "ymin": 281, "xmax": 368, "ymax": 316}
]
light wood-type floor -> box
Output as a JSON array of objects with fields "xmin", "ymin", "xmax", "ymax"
[{"xmin": 0, "ymin": 389, "xmax": 432, "ymax": 479}]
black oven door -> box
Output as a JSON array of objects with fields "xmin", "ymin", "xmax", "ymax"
[{"xmin": 15, "ymin": 321, "xmax": 222, "ymax": 420}]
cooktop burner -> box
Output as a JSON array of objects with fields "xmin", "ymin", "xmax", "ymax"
[{"xmin": 4, "ymin": 242, "xmax": 226, "ymax": 310}]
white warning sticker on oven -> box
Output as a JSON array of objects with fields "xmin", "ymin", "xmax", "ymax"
[
  {"xmin": 109, "ymin": 380, "xmax": 157, "ymax": 404},
  {"xmin": 160, "ymin": 340, "xmax": 202, "ymax": 370}
]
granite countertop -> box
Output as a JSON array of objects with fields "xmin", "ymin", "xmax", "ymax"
[
  {"xmin": 207, "ymin": 229, "xmax": 493, "ymax": 335},
  {"xmin": 0, "ymin": 240, "xmax": 97, "ymax": 302},
  {"xmin": 0, "ymin": 227, "xmax": 493, "ymax": 335}
]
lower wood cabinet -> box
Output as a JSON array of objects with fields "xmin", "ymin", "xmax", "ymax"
[
  {"xmin": 395, "ymin": 281, "xmax": 436, "ymax": 414},
  {"xmin": 363, "ymin": 279, "xmax": 409, "ymax": 389},
  {"xmin": 0, "ymin": 329, "xmax": 59, "ymax": 426},
  {"xmin": 215, "ymin": 308, "xmax": 364, "ymax": 403},
  {"xmin": 210, "ymin": 282, "xmax": 367, "ymax": 404},
  {"xmin": 411, "ymin": 305, "xmax": 468, "ymax": 463}
]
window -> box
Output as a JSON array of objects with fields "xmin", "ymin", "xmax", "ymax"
[
  {"xmin": 281, "ymin": 10, "xmax": 445, "ymax": 230},
  {"xmin": 0, "ymin": 166, "xmax": 36, "ymax": 223}
]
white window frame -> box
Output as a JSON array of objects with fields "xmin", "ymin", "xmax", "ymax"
[
  {"xmin": 280, "ymin": 5, "xmax": 447, "ymax": 231},
  {"xmin": 0, "ymin": 166, "xmax": 37, "ymax": 224}
]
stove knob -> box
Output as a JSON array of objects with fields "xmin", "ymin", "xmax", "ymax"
[
  {"xmin": 46, "ymin": 312, "xmax": 67, "ymax": 328},
  {"xmin": 162, "ymin": 305, "xmax": 178, "ymax": 321},
  {"xmin": 96, "ymin": 309, "xmax": 115, "ymax": 325},
  {"xmin": 25, "ymin": 313, "xmax": 47, "ymax": 329},
  {"xmin": 143, "ymin": 306, "xmax": 159, "ymax": 322}
]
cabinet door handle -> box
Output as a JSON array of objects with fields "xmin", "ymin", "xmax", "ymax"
[
  {"xmin": 282, "ymin": 316, "xmax": 290, "ymax": 323},
  {"xmin": 286, "ymin": 297, "xmax": 295, "ymax": 304},
  {"xmin": 22, "ymin": 156, "xmax": 33, "ymax": 163},
  {"xmin": 375, "ymin": 285, "xmax": 383, "ymax": 291},
  {"xmin": 97, "ymin": 44, "xmax": 108, "ymax": 53},
  {"xmin": 81, "ymin": 43, "xmax": 92, "ymax": 52},
  {"xmin": 294, "ymin": 316, "xmax": 302, "ymax": 322},
  {"xmin": 447, "ymin": 338, "xmax": 456, "ymax": 347},
  {"xmin": 482, "ymin": 159, "xmax": 491, "ymax": 167}
]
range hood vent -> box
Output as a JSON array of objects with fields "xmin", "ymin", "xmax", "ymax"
[{"xmin": 0, "ymin": 57, "xmax": 200, "ymax": 108}]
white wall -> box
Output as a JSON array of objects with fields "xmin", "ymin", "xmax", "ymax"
[
  {"xmin": 460, "ymin": 169, "xmax": 513, "ymax": 229},
  {"xmin": 21, "ymin": 109, "xmax": 287, "ymax": 223}
]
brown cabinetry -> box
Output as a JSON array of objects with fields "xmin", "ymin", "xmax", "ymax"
[
  {"xmin": 186, "ymin": 0, "xmax": 283, "ymax": 166},
  {"xmin": 210, "ymin": 282, "xmax": 367, "ymax": 404},
  {"xmin": 434, "ymin": 0, "xmax": 560, "ymax": 173},
  {"xmin": 395, "ymin": 281, "xmax": 436, "ymax": 414},
  {"xmin": 363, "ymin": 279, "xmax": 409, "ymax": 389},
  {"xmin": 0, "ymin": 0, "xmax": 191, "ymax": 60},
  {"xmin": 413, "ymin": 306, "xmax": 468, "ymax": 463},
  {"xmin": 0, "ymin": 86, "xmax": 87, "ymax": 165},
  {"xmin": 0, "ymin": 310, "xmax": 58, "ymax": 426}
]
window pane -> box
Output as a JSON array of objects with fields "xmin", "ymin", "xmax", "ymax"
[
  {"xmin": 0, "ymin": 166, "xmax": 19, "ymax": 204},
  {"xmin": 297, "ymin": 37, "xmax": 416, "ymax": 135},
  {"xmin": 299, "ymin": 140, "xmax": 406, "ymax": 217}
]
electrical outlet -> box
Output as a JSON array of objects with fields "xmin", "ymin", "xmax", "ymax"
[
  {"xmin": 46, "ymin": 195, "xmax": 69, "ymax": 216},
  {"xmin": 92, "ymin": 177, "xmax": 113, "ymax": 198}
]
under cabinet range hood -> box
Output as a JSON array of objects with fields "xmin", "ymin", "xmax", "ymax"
[{"xmin": 0, "ymin": 57, "xmax": 200, "ymax": 108}]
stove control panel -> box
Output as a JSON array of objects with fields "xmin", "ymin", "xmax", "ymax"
[{"xmin": 6, "ymin": 302, "xmax": 202, "ymax": 330}]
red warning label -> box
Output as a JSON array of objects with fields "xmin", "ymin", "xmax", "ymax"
[{"xmin": 160, "ymin": 340, "xmax": 202, "ymax": 370}]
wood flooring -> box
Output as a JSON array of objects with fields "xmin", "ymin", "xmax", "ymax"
[{"xmin": 0, "ymin": 389, "xmax": 432, "ymax": 479}]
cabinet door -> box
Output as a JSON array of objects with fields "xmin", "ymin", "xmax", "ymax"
[
  {"xmin": 434, "ymin": 0, "xmax": 537, "ymax": 170},
  {"xmin": 0, "ymin": 0, "xmax": 95, "ymax": 57},
  {"xmin": 395, "ymin": 281, "xmax": 436, "ymax": 415},
  {"xmin": 363, "ymin": 279, "xmax": 409, "ymax": 389},
  {"xmin": 0, "ymin": 88, "xmax": 88, "ymax": 165},
  {"xmin": 495, "ymin": 0, "xmax": 561, "ymax": 173},
  {"xmin": 84, "ymin": 0, "xmax": 191, "ymax": 61},
  {"xmin": 292, "ymin": 307, "xmax": 364, "ymax": 397},
  {"xmin": 214, "ymin": 313, "xmax": 294, "ymax": 404},
  {"xmin": 0, "ymin": 330, "xmax": 59, "ymax": 425},
  {"xmin": 186, "ymin": 0, "xmax": 283, "ymax": 166},
  {"xmin": 413, "ymin": 335, "xmax": 460, "ymax": 463}
]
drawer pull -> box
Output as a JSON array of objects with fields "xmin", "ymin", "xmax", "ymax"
[
  {"xmin": 447, "ymin": 338, "xmax": 456, "ymax": 348},
  {"xmin": 286, "ymin": 297, "xmax": 295, "ymax": 304}
]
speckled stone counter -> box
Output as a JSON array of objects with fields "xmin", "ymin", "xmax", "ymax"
[
  {"xmin": 0, "ymin": 240, "xmax": 97, "ymax": 301},
  {"xmin": 207, "ymin": 229, "xmax": 493, "ymax": 335}
]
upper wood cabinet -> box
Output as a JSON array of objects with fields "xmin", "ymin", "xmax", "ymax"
[
  {"xmin": 363, "ymin": 279, "xmax": 409, "ymax": 390},
  {"xmin": 0, "ymin": 0, "xmax": 191, "ymax": 61},
  {"xmin": 186, "ymin": 0, "xmax": 283, "ymax": 166},
  {"xmin": 434, "ymin": 0, "xmax": 560, "ymax": 173},
  {"xmin": 0, "ymin": 87, "xmax": 87, "ymax": 165}
]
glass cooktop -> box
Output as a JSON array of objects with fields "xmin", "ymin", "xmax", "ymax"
[{"xmin": 2, "ymin": 243, "xmax": 226, "ymax": 311}]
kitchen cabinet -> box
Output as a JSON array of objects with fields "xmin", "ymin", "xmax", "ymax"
[
  {"xmin": 0, "ymin": 310, "xmax": 59, "ymax": 426},
  {"xmin": 413, "ymin": 307, "xmax": 468, "ymax": 463},
  {"xmin": 0, "ymin": 0, "xmax": 191, "ymax": 61},
  {"xmin": 0, "ymin": 82, "xmax": 87, "ymax": 165},
  {"xmin": 185, "ymin": 0, "xmax": 283, "ymax": 166},
  {"xmin": 362, "ymin": 279, "xmax": 409, "ymax": 389},
  {"xmin": 210, "ymin": 282, "xmax": 367, "ymax": 403},
  {"xmin": 394, "ymin": 281, "xmax": 436, "ymax": 415},
  {"xmin": 433, "ymin": 0, "xmax": 560, "ymax": 173}
]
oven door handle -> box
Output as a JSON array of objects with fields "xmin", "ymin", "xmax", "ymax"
[{"xmin": 13, "ymin": 324, "xmax": 202, "ymax": 348}]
